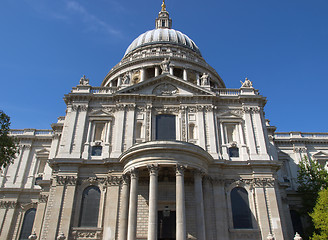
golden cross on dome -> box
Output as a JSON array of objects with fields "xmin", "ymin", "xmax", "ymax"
[{"xmin": 161, "ymin": 0, "xmax": 166, "ymax": 11}]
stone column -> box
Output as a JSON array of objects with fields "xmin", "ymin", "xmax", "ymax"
[
  {"xmin": 148, "ymin": 164, "xmax": 159, "ymax": 240},
  {"xmin": 169, "ymin": 66, "xmax": 174, "ymax": 75},
  {"xmin": 127, "ymin": 169, "xmax": 139, "ymax": 240},
  {"xmin": 183, "ymin": 69, "xmax": 188, "ymax": 81},
  {"xmin": 196, "ymin": 73, "xmax": 200, "ymax": 86},
  {"xmin": 176, "ymin": 165, "xmax": 186, "ymax": 240},
  {"xmin": 118, "ymin": 76, "xmax": 122, "ymax": 86},
  {"xmin": 194, "ymin": 170, "xmax": 206, "ymax": 240},
  {"xmin": 155, "ymin": 67, "xmax": 160, "ymax": 77},
  {"xmin": 140, "ymin": 68, "xmax": 146, "ymax": 82},
  {"xmin": 119, "ymin": 175, "xmax": 130, "ymax": 240}
]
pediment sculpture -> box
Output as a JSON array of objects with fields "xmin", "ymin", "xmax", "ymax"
[{"xmin": 153, "ymin": 83, "xmax": 178, "ymax": 96}]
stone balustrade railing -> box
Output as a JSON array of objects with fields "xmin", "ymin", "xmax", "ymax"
[
  {"xmin": 275, "ymin": 132, "xmax": 328, "ymax": 139},
  {"xmin": 90, "ymin": 86, "xmax": 247, "ymax": 97},
  {"xmin": 216, "ymin": 88, "xmax": 241, "ymax": 96},
  {"xmin": 10, "ymin": 129, "xmax": 53, "ymax": 136},
  {"xmin": 90, "ymin": 87, "xmax": 118, "ymax": 94}
]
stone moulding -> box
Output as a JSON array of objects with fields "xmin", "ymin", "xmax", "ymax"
[
  {"xmin": 71, "ymin": 228, "xmax": 102, "ymax": 240},
  {"xmin": 120, "ymin": 140, "xmax": 214, "ymax": 174},
  {"xmin": 0, "ymin": 201, "xmax": 17, "ymax": 209}
]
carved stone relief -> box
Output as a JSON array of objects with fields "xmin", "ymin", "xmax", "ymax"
[{"xmin": 152, "ymin": 83, "xmax": 178, "ymax": 96}]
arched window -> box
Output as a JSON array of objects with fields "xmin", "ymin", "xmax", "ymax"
[
  {"xmin": 19, "ymin": 208, "xmax": 36, "ymax": 240},
  {"xmin": 79, "ymin": 186, "xmax": 101, "ymax": 227},
  {"xmin": 231, "ymin": 187, "xmax": 252, "ymax": 229}
]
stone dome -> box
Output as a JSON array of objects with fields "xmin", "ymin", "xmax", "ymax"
[{"xmin": 124, "ymin": 28, "xmax": 202, "ymax": 57}]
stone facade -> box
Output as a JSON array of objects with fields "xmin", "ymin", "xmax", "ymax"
[{"xmin": 1, "ymin": 3, "xmax": 327, "ymax": 240}]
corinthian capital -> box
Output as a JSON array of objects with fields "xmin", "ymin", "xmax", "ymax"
[
  {"xmin": 175, "ymin": 164, "xmax": 187, "ymax": 176},
  {"xmin": 129, "ymin": 168, "xmax": 139, "ymax": 179},
  {"xmin": 148, "ymin": 164, "xmax": 159, "ymax": 176}
]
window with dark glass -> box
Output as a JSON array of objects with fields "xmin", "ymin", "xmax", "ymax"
[
  {"xmin": 91, "ymin": 146, "xmax": 102, "ymax": 156},
  {"xmin": 79, "ymin": 186, "xmax": 101, "ymax": 227},
  {"xmin": 290, "ymin": 210, "xmax": 304, "ymax": 236},
  {"xmin": 156, "ymin": 114, "xmax": 176, "ymax": 140},
  {"xmin": 231, "ymin": 187, "xmax": 252, "ymax": 229},
  {"xmin": 229, "ymin": 147, "xmax": 239, "ymax": 157},
  {"xmin": 19, "ymin": 208, "xmax": 36, "ymax": 240}
]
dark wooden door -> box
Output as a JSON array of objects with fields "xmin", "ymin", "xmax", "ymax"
[{"xmin": 158, "ymin": 210, "xmax": 176, "ymax": 240}]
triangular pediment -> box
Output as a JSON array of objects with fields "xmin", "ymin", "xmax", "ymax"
[
  {"xmin": 36, "ymin": 149, "xmax": 50, "ymax": 157},
  {"xmin": 217, "ymin": 110, "xmax": 243, "ymax": 118},
  {"xmin": 313, "ymin": 151, "xmax": 328, "ymax": 158},
  {"xmin": 89, "ymin": 109, "xmax": 113, "ymax": 117},
  {"xmin": 116, "ymin": 74, "xmax": 215, "ymax": 96},
  {"xmin": 89, "ymin": 109, "xmax": 114, "ymax": 121}
]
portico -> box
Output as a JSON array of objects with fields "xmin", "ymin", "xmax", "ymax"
[{"xmin": 119, "ymin": 141, "xmax": 212, "ymax": 240}]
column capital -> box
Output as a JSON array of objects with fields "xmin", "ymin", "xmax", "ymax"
[
  {"xmin": 176, "ymin": 164, "xmax": 187, "ymax": 176},
  {"xmin": 148, "ymin": 164, "xmax": 160, "ymax": 176},
  {"xmin": 193, "ymin": 169, "xmax": 205, "ymax": 178},
  {"xmin": 122, "ymin": 174, "xmax": 130, "ymax": 185},
  {"xmin": 129, "ymin": 168, "xmax": 139, "ymax": 179}
]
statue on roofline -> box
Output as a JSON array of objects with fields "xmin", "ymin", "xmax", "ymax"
[
  {"xmin": 79, "ymin": 75, "xmax": 90, "ymax": 86},
  {"xmin": 240, "ymin": 77, "xmax": 253, "ymax": 88}
]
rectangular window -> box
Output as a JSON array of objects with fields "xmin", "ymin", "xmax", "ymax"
[{"xmin": 156, "ymin": 115, "xmax": 176, "ymax": 140}]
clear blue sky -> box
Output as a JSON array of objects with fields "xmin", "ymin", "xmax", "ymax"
[{"xmin": 0, "ymin": 0, "xmax": 327, "ymax": 132}]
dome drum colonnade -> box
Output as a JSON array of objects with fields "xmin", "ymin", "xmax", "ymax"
[
  {"xmin": 119, "ymin": 140, "xmax": 212, "ymax": 240},
  {"xmin": 102, "ymin": 1, "xmax": 225, "ymax": 90}
]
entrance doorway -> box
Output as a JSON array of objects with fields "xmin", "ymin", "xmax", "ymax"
[{"xmin": 158, "ymin": 210, "xmax": 176, "ymax": 240}]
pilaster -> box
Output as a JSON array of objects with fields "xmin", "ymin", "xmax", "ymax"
[
  {"xmin": 0, "ymin": 201, "xmax": 17, "ymax": 240},
  {"xmin": 253, "ymin": 179, "xmax": 273, "ymax": 240},
  {"xmin": 193, "ymin": 170, "xmax": 206, "ymax": 240},
  {"xmin": 124, "ymin": 105, "xmax": 136, "ymax": 151},
  {"xmin": 243, "ymin": 106, "xmax": 258, "ymax": 157},
  {"xmin": 60, "ymin": 105, "xmax": 79, "ymax": 156},
  {"xmin": 112, "ymin": 105, "xmax": 126, "ymax": 157},
  {"xmin": 212, "ymin": 179, "xmax": 229, "ymax": 240},
  {"xmin": 33, "ymin": 194, "xmax": 48, "ymax": 239},
  {"xmin": 58, "ymin": 176, "xmax": 78, "ymax": 239},
  {"xmin": 103, "ymin": 176, "xmax": 121, "ymax": 240},
  {"xmin": 197, "ymin": 107, "xmax": 206, "ymax": 150},
  {"xmin": 71, "ymin": 104, "xmax": 88, "ymax": 158},
  {"xmin": 205, "ymin": 107, "xmax": 218, "ymax": 156}
]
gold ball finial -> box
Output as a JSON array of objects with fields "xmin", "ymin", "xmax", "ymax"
[{"xmin": 161, "ymin": 0, "xmax": 166, "ymax": 11}]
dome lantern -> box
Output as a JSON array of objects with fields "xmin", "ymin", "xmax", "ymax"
[{"xmin": 155, "ymin": 0, "xmax": 172, "ymax": 29}]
